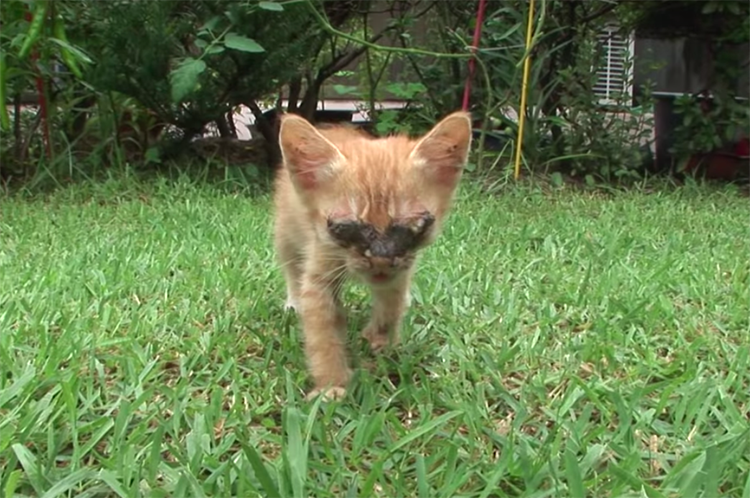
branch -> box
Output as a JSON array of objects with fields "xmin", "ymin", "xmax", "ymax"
[
  {"xmin": 579, "ymin": 2, "xmax": 619, "ymax": 25},
  {"xmin": 305, "ymin": 0, "xmax": 471, "ymax": 60},
  {"xmin": 397, "ymin": 32, "xmax": 440, "ymax": 110},
  {"xmin": 317, "ymin": 26, "xmax": 393, "ymax": 82}
]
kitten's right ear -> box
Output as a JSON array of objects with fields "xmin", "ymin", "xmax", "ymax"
[
  {"xmin": 409, "ymin": 111, "xmax": 472, "ymax": 191},
  {"xmin": 279, "ymin": 114, "xmax": 344, "ymax": 191}
]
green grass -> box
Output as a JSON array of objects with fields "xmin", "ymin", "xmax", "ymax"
[{"xmin": 1, "ymin": 177, "xmax": 748, "ymax": 498}]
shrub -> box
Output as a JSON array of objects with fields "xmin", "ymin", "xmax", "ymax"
[{"xmin": 85, "ymin": 0, "xmax": 326, "ymax": 141}]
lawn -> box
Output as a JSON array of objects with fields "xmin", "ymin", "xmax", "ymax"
[{"xmin": 1, "ymin": 177, "xmax": 748, "ymax": 498}]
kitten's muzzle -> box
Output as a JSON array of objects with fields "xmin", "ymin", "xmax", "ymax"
[
  {"xmin": 367, "ymin": 238, "xmax": 406, "ymax": 259},
  {"xmin": 365, "ymin": 258, "xmax": 397, "ymax": 284},
  {"xmin": 367, "ymin": 255, "xmax": 399, "ymax": 270}
]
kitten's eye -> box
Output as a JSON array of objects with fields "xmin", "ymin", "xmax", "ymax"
[
  {"xmin": 327, "ymin": 220, "xmax": 360, "ymax": 244},
  {"xmin": 327, "ymin": 219, "xmax": 374, "ymax": 249},
  {"xmin": 381, "ymin": 212, "xmax": 434, "ymax": 256},
  {"xmin": 412, "ymin": 212, "xmax": 435, "ymax": 234},
  {"xmin": 392, "ymin": 212, "xmax": 434, "ymax": 238}
]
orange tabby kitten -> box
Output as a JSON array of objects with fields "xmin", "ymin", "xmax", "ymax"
[{"xmin": 273, "ymin": 111, "xmax": 472, "ymax": 400}]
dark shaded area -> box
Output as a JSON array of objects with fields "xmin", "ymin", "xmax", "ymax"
[
  {"xmin": 327, "ymin": 213, "xmax": 434, "ymax": 258},
  {"xmin": 631, "ymin": 1, "xmax": 750, "ymax": 40}
]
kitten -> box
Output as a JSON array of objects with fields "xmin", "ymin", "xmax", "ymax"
[{"xmin": 272, "ymin": 111, "xmax": 472, "ymax": 400}]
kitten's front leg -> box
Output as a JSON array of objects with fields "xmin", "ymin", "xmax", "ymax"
[
  {"xmin": 299, "ymin": 267, "xmax": 351, "ymax": 400},
  {"xmin": 363, "ymin": 277, "xmax": 411, "ymax": 353}
]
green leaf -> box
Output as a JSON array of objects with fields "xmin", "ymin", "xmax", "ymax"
[
  {"xmin": 97, "ymin": 470, "xmax": 130, "ymax": 498},
  {"xmin": 478, "ymin": 463, "xmax": 507, "ymax": 498},
  {"xmin": 564, "ymin": 447, "xmax": 586, "ymax": 498},
  {"xmin": 11, "ymin": 444, "xmax": 45, "ymax": 496},
  {"xmin": 0, "ymin": 365, "xmax": 35, "ymax": 408},
  {"xmin": 200, "ymin": 16, "xmax": 222, "ymax": 33},
  {"xmin": 170, "ymin": 58, "xmax": 207, "ymax": 103},
  {"xmin": 258, "ymin": 1, "xmax": 284, "ymax": 12},
  {"xmin": 332, "ymin": 84, "xmax": 358, "ymax": 96},
  {"xmin": 0, "ymin": 54, "xmax": 11, "ymax": 132},
  {"xmin": 551, "ymin": 171, "xmax": 564, "ymax": 187},
  {"xmin": 702, "ymin": 1, "xmax": 718, "ymax": 14},
  {"xmin": 4, "ymin": 470, "xmax": 23, "ymax": 498},
  {"xmin": 703, "ymin": 445, "xmax": 721, "ymax": 498},
  {"xmin": 205, "ymin": 45, "xmax": 225, "ymax": 55},
  {"xmin": 240, "ymin": 438, "xmax": 279, "ymax": 497},
  {"xmin": 48, "ymin": 38, "xmax": 93, "ymax": 64},
  {"xmin": 40, "ymin": 469, "xmax": 96, "ymax": 498},
  {"xmin": 284, "ymin": 407, "xmax": 306, "ymax": 498},
  {"xmin": 742, "ymin": 463, "xmax": 750, "ymax": 498},
  {"xmin": 145, "ymin": 147, "xmax": 161, "ymax": 164},
  {"xmin": 415, "ymin": 454, "xmax": 429, "ymax": 498},
  {"xmin": 680, "ymin": 452, "xmax": 708, "ymax": 498},
  {"xmin": 389, "ymin": 411, "xmax": 462, "ymax": 454},
  {"xmin": 223, "ymin": 33, "xmax": 265, "ymax": 53},
  {"xmin": 78, "ymin": 417, "xmax": 115, "ymax": 457}
]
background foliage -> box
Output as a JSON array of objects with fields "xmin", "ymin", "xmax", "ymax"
[{"xmin": 1, "ymin": 0, "xmax": 747, "ymax": 187}]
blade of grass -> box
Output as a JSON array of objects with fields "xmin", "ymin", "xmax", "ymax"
[
  {"xmin": 239, "ymin": 437, "xmax": 280, "ymax": 498},
  {"xmin": 564, "ymin": 446, "xmax": 586, "ymax": 498},
  {"xmin": 39, "ymin": 469, "xmax": 97, "ymax": 498},
  {"xmin": 96, "ymin": 470, "xmax": 129, "ymax": 498},
  {"xmin": 11, "ymin": 443, "xmax": 46, "ymax": 496}
]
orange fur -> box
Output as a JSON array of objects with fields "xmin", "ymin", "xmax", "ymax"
[{"xmin": 273, "ymin": 111, "xmax": 472, "ymax": 400}]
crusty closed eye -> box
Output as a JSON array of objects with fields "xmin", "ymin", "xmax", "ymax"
[{"xmin": 327, "ymin": 213, "xmax": 435, "ymax": 257}]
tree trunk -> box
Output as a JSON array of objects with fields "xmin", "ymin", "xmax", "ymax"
[
  {"xmin": 287, "ymin": 77, "xmax": 302, "ymax": 113},
  {"xmin": 247, "ymin": 100, "xmax": 281, "ymax": 168},
  {"xmin": 227, "ymin": 109, "xmax": 237, "ymax": 138},
  {"xmin": 215, "ymin": 114, "xmax": 231, "ymax": 138},
  {"xmin": 299, "ymin": 75, "xmax": 322, "ymax": 122}
]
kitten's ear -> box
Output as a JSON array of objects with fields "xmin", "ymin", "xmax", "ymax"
[
  {"xmin": 410, "ymin": 111, "xmax": 472, "ymax": 190},
  {"xmin": 279, "ymin": 114, "xmax": 345, "ymax": 191}
]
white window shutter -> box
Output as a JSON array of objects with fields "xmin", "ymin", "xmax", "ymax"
[{"xmin": 593, "ymin": 23, "xmax": 635, "ymax": 105}]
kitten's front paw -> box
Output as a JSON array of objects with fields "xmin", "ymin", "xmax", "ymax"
[
  {"xmin": 306, "ymin": 386, "xmax": 347, "ymax": 401},
  {"xmin": 363, "ymin": 324, "xmax": 397, "ymax": 353},
  {"xmin": 284, "ymin": 298, "xmax": 299, "ymax": 312}
]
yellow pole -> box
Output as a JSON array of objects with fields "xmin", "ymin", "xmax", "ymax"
[{"xmin": 514, "ymin": 0, "xmax": 535, "ymax": 180}]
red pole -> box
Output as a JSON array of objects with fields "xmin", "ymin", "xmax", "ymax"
[
  {"xmin": 25, "ymin": 5, "xmax": 52, "ymax": 159},
  {"xmin": 462, "ymin": 0, "xmax": 488, "ymax": 112}
]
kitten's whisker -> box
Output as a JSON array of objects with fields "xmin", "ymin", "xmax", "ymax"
[
  {"xmin": 274, "ymin": 253, "xmax": 344, "ymax": 272},
  {"xmin": 312, "ymin": 265, "xmax": 349, "ymax": 289}
]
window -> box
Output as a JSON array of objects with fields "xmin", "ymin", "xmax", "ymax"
[{"xmin": 594, "ymin": 23, "xmax": 635, "ymax": 106}]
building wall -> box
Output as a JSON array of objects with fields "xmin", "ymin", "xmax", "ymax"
[{"xmin": 633, "ymin": 38, "xmax": 750, "ymax": 98}]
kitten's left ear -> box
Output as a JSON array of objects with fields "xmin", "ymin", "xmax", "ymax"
[{"xmin": 410, "ymin": 111, "xmax": 472, "ymax": 190}]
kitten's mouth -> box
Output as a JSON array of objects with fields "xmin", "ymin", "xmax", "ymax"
[{"xmin": 370, "ymin": 272, "xmax": 392, "ymax": 283}]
